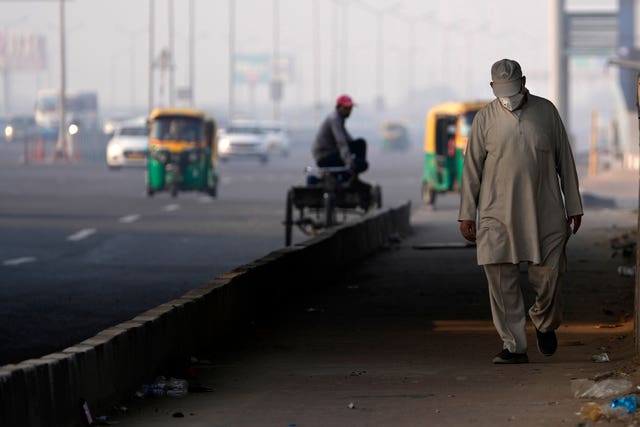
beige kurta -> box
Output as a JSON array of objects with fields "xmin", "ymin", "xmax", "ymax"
[{"xmin": 458, "ymin": 93, "xmax": 583, "ymax": 265}]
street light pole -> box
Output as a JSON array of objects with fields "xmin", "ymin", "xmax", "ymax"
[
  {"xmin": 228, "ymin": 0, "xmax": 235, "ymax": 121},
  {"xmin": 272, "ymin": 0, "xmax": 280, "ymax": 121},
  {"xmin": 331, "ymin": 1, "xmax": 337, "ymax": 97},
  {"xmin": 313, "ymin": 0, "xmax": 320, "ymax": 122},
  {"xmin": 168, "ymin": 0, "xmax": 175, "ymax": 106},
  {"xmin": 148, "ymin": 0, "xmax": 155, "ymax": 114},
  {"xmin": 341, "ymin": 1, "xmax": 348, "ymax": 92},
  {"xmin": 55, "ymin": 0, "xmax": 68, "ymax": 161},
  {"xmin": 352, "ymin": 0, "xmax": 403, "ymax": 112},
  {"xmin": 376, "ymin": 10, "xmax": 383, "ymax": 111},
  {"xmin": 189, "ymin": 0, "xmax": 195, "ymax": 107}
]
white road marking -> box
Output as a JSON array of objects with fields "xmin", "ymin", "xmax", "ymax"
[
  {"xmin": 163, "ymin": 204, "xmax": 180, "ymax": 212},
  {"xmin": 3, "ymin": 257, "xmax": 36, "ymax": 266},
  {"xmin": 67, "ymin": 228, "xmax": 97, "ymax": 242},
  {"xmin": 118, "ymin": 214, "xmax": 141, "ymax": 223}
]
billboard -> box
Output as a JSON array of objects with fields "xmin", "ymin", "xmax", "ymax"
[
  {"xmin": 0, "ymin": 31, "xmax": 47, "ymax": 71},
  {"xmin": 234, "ymin": 54, "xmax": 270, "ymax": 84},
  {"xmin": 234, "ymin": 54, "xmax": 294, "ymax": 84}
]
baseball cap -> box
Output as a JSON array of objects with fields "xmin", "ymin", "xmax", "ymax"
[
  {"xmin": 336, "ymin": 94, "xmax": 355, "ymax": 108},
  {"xmin": 490, "ymin": 59, "xmax": 523, "ymax": 97}
]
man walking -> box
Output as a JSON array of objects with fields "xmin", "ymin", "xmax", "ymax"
[{"xmin": 458, "ymin": 59, "xmax": 583, "ymax": 364}]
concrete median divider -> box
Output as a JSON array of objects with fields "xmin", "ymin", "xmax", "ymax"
[{"xmin": 0, "ymin": 201, "xmax": 411, "ymax": 427}]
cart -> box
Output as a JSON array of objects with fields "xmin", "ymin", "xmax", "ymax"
[{"xmin": 284, "ymin": 166, "xmax": 382, "ymax": 246}]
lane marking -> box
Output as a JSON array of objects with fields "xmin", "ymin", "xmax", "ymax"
[
  {"xmin": 163, "ymin": 204, "xmax": 180, "ymax": 212},
  {"xmin": 67, "ymin": 228, "xmax": 97, "ymax": 242},
  {"xmin": 118, "ymin": 214, "xmax": 141, "ymax": 224},
  {"xmin": 3, "ymin": 257, "xmax": 36, "ymax": 266}
]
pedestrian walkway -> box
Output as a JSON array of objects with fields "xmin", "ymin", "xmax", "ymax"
[{"xmin": 108, "ymin": 182, "xmax": 639, "ymax": 426}]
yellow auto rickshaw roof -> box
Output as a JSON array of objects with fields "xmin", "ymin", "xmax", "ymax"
[
  {"xmin": 149, "ymin": 107, "xmax": 206, "ymax": 120},
  {"xmin": 426, "ymin": 100, "xmax": 489, "ymax": 119}
]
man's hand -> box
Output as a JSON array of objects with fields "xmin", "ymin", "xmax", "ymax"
[
  {"xmin": 459, "ymin": 220, "xmax": 476, "ymax": 242},
  {"xmin": 568, "ymin": 214, "xmax": 582, "ymax": 235}
]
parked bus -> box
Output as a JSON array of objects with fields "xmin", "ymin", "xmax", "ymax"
[
  {"xmin": 421, "ymin": 100, "xmax": 488, "ymax": 207},
  {"xmin": 35, "ymin": 89, "xmax": 99, "ymax": 138}
]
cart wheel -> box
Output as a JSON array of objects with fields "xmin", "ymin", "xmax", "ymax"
[
  {"xmin": 170, "ymin": 183, "xmax": 179, "ymax": 198},
  {"xmin": 324, "ymin": 191, "xmax": 335, "ymax": 227},
  {"xmin": 207, "ymin": 185, "xmax": 217, "ymax": 198},
  {"xmin": 285, "ymin": 188, "xmax": 294, "ymax": 246},
  {"xmin": 422, "ymin": 182, "xmax": 436, "ymax": 207},
  {"xmin": 146, "ymin": 185, "xmax": 155, "ymax": 197}
]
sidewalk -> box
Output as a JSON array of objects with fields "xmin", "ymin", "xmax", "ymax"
[{"xmin": 108, "ymin": 173, "xmax": 639, "ymax": 427}]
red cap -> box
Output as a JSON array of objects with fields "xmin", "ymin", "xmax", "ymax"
[{"xmin": 336, "ymin": 94, "xmax": 354, "ymax": 107}]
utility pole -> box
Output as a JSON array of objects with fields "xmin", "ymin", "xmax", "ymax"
[{"xmin": 148, "ymin": 0, "xmax": 155, "ymax": 113}]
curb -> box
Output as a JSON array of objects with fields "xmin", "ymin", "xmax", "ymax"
[{"xmin": 0, "ymin": 202, "xmax": 412, "ymax": 427}]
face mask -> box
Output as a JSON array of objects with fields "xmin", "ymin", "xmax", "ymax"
[{"xmin": 498, "ymin": 93, "xmax": 524, "ymax": 111}]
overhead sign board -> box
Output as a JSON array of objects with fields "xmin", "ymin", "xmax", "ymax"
[
  {"xmin": 234, "ymin": 54, "xmax": 295, "ymax": 85},
  {"xmin": 565, "ymin": 12, "xmax": 617, "ymax": 55},
  {"xmin": 234, "ymin": 54, "xmax": 271, "ymax": 84}
]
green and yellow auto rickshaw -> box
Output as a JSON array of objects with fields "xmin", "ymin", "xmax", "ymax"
[
  {"xmin": 421, "ymin": 100, "xmax": 488, "ymax": 207},
  {"xmin": 146, "ymin": 108, "xmax": 218, "ymax": 198}
]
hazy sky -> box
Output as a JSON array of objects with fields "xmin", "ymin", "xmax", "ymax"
[{"xmin": 1, "ymin": 0, "xmax": 623, "ymax": 149}]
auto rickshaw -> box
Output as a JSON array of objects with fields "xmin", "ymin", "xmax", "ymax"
[
  {"xmin": 380, "ymin": 120, "xmax": 410, "ymax": 151},
  {"xmin": 421, "ymin": 100, "xmax": 488, "ymax": 207},
  {"xmin": 146, "ymin": 108, "xmax": 218, "ymax": 198}
]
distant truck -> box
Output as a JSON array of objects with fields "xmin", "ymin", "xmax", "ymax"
[{"xmin": 35, "ymin": 89, "xmax": 99, "ymax": 138}]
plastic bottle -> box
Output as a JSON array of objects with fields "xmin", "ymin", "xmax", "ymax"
[
  {"xmin": 591, "ymin": 353, "xmax": 610, "ymax": 363},
  {"xmin": 166, "ymin": 378, "xmax": 188, "ymax": 397},
  {"xmin": 142, "ymin": 384, "xmax": 166, "ymax": 397},
  {"xmin": 617, "ymin": 266, "xmax": 636, "ymax": 277},
  {"xmin": 611, "ymin": 396, "xmax": 638, "ymax": 414}
]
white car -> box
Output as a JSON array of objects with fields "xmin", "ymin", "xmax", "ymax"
[
  {"xmin": 260, "ymin": 121, "xmax": 291, "ymax": 157},
  {"xmin": 106, "ymin": 118, "xmax": 149, "ymax": 169},
  {"xmin": 217, "ymin": 120, "xmax": 270, "ymax": 163}
]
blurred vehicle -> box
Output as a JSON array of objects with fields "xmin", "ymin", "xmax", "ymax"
[
  {"xmin": 146, "ymin": 108, "xmax": 219, "ymax": 198},
  {"xmin": 0, "ymin": 116, "xmax": 8, "ymax": 143},
  {"xmin": 421, "ymin": 100, "xmax": 488, "ymax": 207},
  {"xmin": 106, "ymin": 118, "xmax": 149, "ymax": 169},
  {"xmin": 101, "ymin": 113, "xmax": 135, "ymax": 140},
  {"xmin": 4, "ymin": 115, "xmax": 39, "ymax": 143},
  {"xmin": 35, "ymin": 89, "xmax": 98, "ymax": 139},
  {"xmin": 260, "ymin": 120, "xmax": 291, "ymax": 157},
  {"xmin": 217, "ymin": 120, "xmax": 270, "ymax": 163},
  {"xmin": 380, "ymin": 120, "xmax": 410, "ymax": 151}
]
